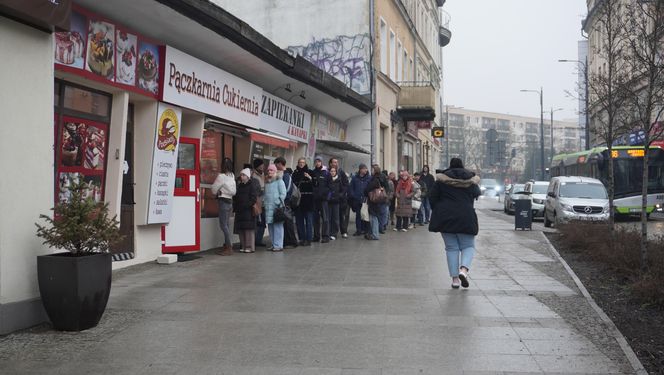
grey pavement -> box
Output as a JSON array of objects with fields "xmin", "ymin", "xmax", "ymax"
[{"xmin": 0, "ymin": 197, "xmax": 637, "ymax": 374}]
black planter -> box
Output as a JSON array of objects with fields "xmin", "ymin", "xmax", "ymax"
[{"xmin": 37, "ymin": 252, "xmax": 112, "ymax": 331}]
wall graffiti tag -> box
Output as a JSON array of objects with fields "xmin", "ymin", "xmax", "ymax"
[{"xmin": 287, "ymin": 33, "xmax": 371, "ymax": 95}]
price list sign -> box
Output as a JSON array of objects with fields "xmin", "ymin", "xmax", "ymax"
[{"xmin": 147, "ymin": 103, "xmax": 182, "ymax": 224}]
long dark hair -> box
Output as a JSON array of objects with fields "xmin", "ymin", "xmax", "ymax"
[
  {"xmin": 222, "ymin": 158, "xmax": 234, "ymax": 174},
  {"xmin": 449, "ymin": 158, "xmax": 464, "ymax": 169}
]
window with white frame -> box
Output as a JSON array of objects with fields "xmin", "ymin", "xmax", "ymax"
[
  {"xmin": 403, "ymin": 50, "xmax": 408, "ymax": 83},
  {"xmin": 380, "ymin": 19, "xmax": 387, "ymax": 74},
  {"xmin": 389, "ymin": 30, "xmax": 396, "ymax": 80},
  {"xmin": 397, "ymin": 40, "xmax": 402, "ymax": 82}
]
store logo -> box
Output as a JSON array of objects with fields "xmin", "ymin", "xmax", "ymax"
[
  {"xmin": 584, "ymin": 206, "xmax": 593, "ymax": 214},
  {"xmin": 157, "ymin": 109, "xmax": 179, "ymax": 152}
]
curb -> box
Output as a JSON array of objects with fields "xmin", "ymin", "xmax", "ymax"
[{"xmin": 540, "ymin": 232, "xmax": 648, "ymax": 375}]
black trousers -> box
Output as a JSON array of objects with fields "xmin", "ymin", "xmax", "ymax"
[
  {"xmin": 283, "ymin": 213, "xmax": 298, "ymax": 246},
  {"xmin": 340, "ymin": 203, "xmax": 349, "ymax": 235},
  {"xmin": 313, "ymin": 200, "xmax": 330, "ymax": 240}
]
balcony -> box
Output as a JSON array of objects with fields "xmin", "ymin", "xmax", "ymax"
[
  {"xmin": 397, "ymin": 82, "xmax": 436, "ymax": 121},
  {"xmin": 439, "ymin": 10, "xmax": 452, "ymax": 47}
]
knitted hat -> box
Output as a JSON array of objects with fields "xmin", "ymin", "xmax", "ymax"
[
  {"xmin": 359, "ymin": 163, "xmax": 368, "ymax": 170},
  {"xmin": 267, "ymin": 164, "xmax": 277, "ymax": 173},
  {"xmin": 253, "ymin": 158, "xmax": 264, "ymax": 169},
  {"xmin": 240, "ymin": 168, "xmax": 251, "ymax": 178}
]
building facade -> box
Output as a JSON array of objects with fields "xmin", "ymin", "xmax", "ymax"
[
  {"xmin": 445, "ymin": 107, "xmax": 583, "ymax": 182},
  {"xmin": 212, "ymin": 0, "xmax": 452, "ymax": 173}
]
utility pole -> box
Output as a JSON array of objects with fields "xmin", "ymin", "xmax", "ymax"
[
  {"xmin": 549, "ymin": 107, "xmax": 563, "ymax": 164},
  {"xmin": 520, "ymin": 88, "xmax": 545, "ymax": 180}
]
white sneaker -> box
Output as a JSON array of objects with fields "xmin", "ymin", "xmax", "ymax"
[
  {"xmin": 393, "ymin": 228, "xmax": 398, "ymax": 232},
  {"xmin": 451, "ymin": 278, "xmax": 461, "ymax": 289},
  {"xmin": 330, "ymin": 236, "xmax": 336, "ymax": 241},
  {"xmin": 400, "ymin": 229, "xmax": 408, "ymax": 232},
  {"xmin": 458, "ymin": 269, "xmax": 470, "ymax": 288},
  {"xmin": 342, "ymin": 233, "xmax": 348, "ymax": 238}
]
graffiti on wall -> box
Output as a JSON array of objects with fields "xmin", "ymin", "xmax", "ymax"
[{"xmin": 287, "ymin": 34, "xmax": 371, "ymax": 95}]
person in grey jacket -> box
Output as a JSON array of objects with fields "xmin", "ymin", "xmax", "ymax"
[{"xmin": 211, "ymin": 158, "xmax": 236, "ymax": 256}]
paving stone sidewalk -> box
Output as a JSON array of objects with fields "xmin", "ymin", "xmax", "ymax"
[{"xmin": 0, "ymin": 198, "xmax": 637, "ymax": 374}]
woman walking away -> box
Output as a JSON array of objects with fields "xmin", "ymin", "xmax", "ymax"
[
  {"xmin": 234, "ymin": 168, "xmax": 258, "ymax": 253},
  {"xmin": 211, "ymin": 158, "xmax": 236, "ymax": 256},
  {"xmin": 394, "ymin": 171, "xmax": 414, "ymax": 232},
  {"xmin": 264, "ymin": 164, "xmax": 287, "ymax": 251},
  {"xmin": 428, "ymin": 158, "xmax": 481, "ymax": 289},
  {"xmin": 327, "ymin": 167, "xmax": 346, "ymax": 240}
]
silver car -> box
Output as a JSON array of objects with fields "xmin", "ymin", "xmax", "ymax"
[
  {"xmin": 544, "ymin": 176, "xmax": 609, "ymax": 227},
  {"xmin": 524, "ymin": 180, "xmax": 549, "ymax": 218},
  {"xmin": 504, "ymin": 183, "xmax": 526, "ymax": 214}
]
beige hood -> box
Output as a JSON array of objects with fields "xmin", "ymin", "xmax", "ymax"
[{"xmin": 436, "ymin": 173, "xmax": 480, "ymax": 188}]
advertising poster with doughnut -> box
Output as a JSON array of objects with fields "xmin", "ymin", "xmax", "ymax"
[{"xmin": 147, "ymin": 103, "xmax": 182, "ymax": 224}]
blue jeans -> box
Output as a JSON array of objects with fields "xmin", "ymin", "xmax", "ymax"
[
  {"xmin": 217, "ymin": 200, "xmax": 233, "ymax": 246},
  {"xmin": 369, "ymin": 214, "xmax": 380, "ymax": 239},
  {"xmin": 268, "ymin": 222, "xmax": 284, "ymax": 249},
  {"xmin": 422, "ymin": 197, "xmax": 432, "ymax": 222},
  {"xmin": 296, "ymin": 210, "xmax": 314, "ymax": 241},
  {"xmin": 441, "ymin": 233, "xmax": 476, "ymax": 277},
  {"xmin": 379, "ymin": 203, "xmax": 389, "ymax": 230}
]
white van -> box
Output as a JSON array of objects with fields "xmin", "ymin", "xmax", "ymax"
[{"xmin": 544, "ymin": 176, "xmax": 609, "ymax": 227}]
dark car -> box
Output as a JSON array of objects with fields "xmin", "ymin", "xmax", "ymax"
[{"xmin": 504, "ymin": 183, "xmax": 526, "ymax": 214}]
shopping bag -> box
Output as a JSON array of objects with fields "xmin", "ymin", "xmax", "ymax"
[
  {"xmin": 360, "ymin": 202, "xmax": 370, "ymax": 221},
  {"xmin": 412, "ymin": 199, "xmax": 422, "ymax": 210}
]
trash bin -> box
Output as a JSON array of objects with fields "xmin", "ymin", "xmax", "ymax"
[{"xmin": 514, "ymin": 199, "xmax": 532, "ymax": 230}]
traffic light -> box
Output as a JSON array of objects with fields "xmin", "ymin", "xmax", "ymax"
[{"xmin": 431, "ymin": 127, "xmax": 444, "ymax": 138}]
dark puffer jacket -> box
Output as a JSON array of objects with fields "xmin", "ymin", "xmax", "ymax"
[
  {"xmin": 428, "ymin": 168, "xmax": 482, "ymax": 235},
  {"xmin": 292, "ymin": 165, "xmax": 314, "ymax": 212},
  {"xmin": 233, "ymin": 178, "xmax": 259, "ymax": 232}
]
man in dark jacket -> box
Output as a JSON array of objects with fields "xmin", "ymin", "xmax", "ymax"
[
  {"xmin": 311, "ymin": 157, "xmax": 331, "ymax": 243},
  {"xmin": 420, "ymin": 165, "xmax": 436, "ymax": 224},
  {"xmin": 363, "ymin": 165, "xmax": 389, "ymax": 240},
  {"xmin": 349, "ymin": 164, "xmax": 371, "ymax": 235},
  {"xmin": 275, "ymin": 157, "xmax": 297, "ymax": 248},
  {"xmin": 292, "ymin": 158, "xmax": 314, "ymax": 246},
  {"xmin": 329, "ymin": 158, "xmax": 350, "ymax": 238},
  {"xmin": 428, "ymin": 158, "xmax": 481, "ymax": 289}
]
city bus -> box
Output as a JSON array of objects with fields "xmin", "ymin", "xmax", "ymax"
[{"xmin": 550, "ymin": 145, "xmax": 664, "ymax": 216}]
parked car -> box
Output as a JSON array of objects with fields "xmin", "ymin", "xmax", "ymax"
[
  {"xmin": 524, "ymin": 180, "xmax": 549, "ymax": 218},
  {"xmin": 480, "ymin": 178, "xmax": 502, "ymax": 196},
  {"xmin": 504, "ymin": 183, "xmax": 526, "ymax": 214},
  {"xmin": 544, "ymin": 176, "xmax": 609, "ymax": 227}
]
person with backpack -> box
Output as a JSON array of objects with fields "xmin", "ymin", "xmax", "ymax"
[
  {"xmin": 363, "ymin": 164, "xmax": 388, "ymax": 240},
  {"xmin": 394, "ymin": 170, "xmax": 414, "ymax": 232},
  {"xmin": 211, "ymin": 158, "xmax": 236, "ymax": 256},
  {"xmin": 349, "ymin": 164, "xmax": 371, "ymax": 236},
  {"xmin": 327, "ymin": 166, "xmax": 347, "ymax": 241},
  {"xmin": 275, "ymin": 157, "xmax": 298, "ymax": 248}
]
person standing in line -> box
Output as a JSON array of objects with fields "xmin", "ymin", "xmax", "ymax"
[
  {"xmin": 420, "ymin": 165, "xmax": 435, "ymax": 224},
  {"xmin": 394, "ymin": 170, "xmax": 414, "ymax": 232},
  {"xmin": 211, "ymin": 158, "xmax": 237, "ymax": 256},
  {"xmin": 381, "ymin": 170, "xmax": 392, "ymax": 233},
  {"xmin": 428, "ymin": 158, "xmax": 481, "ymax": 289},
  {"xmin": 363, "ymin": 165, "xmax": 388, "ymax": 240},
  {"xmin": 275, "ymin": 157, "xmax": 298, "ymax": 248},
  {"xmin": 388, "ymin": 171, "xmax": 398, "ymax": 226},
  {"xmin": 252, "ymin": 158, "xmax": 266, "ymax": 247},
  {"xmin": 413, "ymin": 172, "xmax": 425, "ymax": 226},
  {"xmin": 233, "ymin": 168, "xmax": 258, "ymax": 253},
  {"xmin": 292, "ymin": 158, "xmax": 314, "ymax": 246},
  {"xmin": 329, "ymin": 158, "xmax": 350, "ymax": 238},
  {"xmin": 263, "ymin": 164, "xmax": 287, "ymax": 252},
  {"xmin": 349, "ymin": 164, "xmax": 371, "ymax": 236},
  {"xmin": 311, "ymin": 157, "xmax": 331, "ymax": 243},
  {"xmin": 327, "ymin": 166, "xmax": 347, "ymax": 241}
]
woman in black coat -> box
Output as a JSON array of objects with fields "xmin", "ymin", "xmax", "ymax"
[
  {"xmin": 428, "ymin": 158, "xmax": 481, "ymax": 289},
  {"xmin": 233, "ymin": 168, "xmax": 258, "ymax": 253},
  {"xmin": 327, "ymin": 167, "xmax": 347, "ymax": 240}
]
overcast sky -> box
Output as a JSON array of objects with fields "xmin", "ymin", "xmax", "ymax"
[{"xmin": 443, "ymin": 0, "xmax": 587, "ymax": 121}]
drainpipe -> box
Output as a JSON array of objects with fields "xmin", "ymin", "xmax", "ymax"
[{"xmin": 369, "ymin": 0, "xmax": 377, "ymax": 165}]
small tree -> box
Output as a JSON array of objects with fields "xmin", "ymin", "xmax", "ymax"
[
  {"xmin": 624, "ymin": 0, "xmax": 664, "ymax": 272},
  {"xmin": 36, "ymin": 178, "xmax": 121, "ymax": 255},
  {"xmin": 586, "ymin": 0, "xmax": 632, "ymax": 233}
]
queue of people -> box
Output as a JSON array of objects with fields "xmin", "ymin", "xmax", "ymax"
[{"xmin": 210, "ymin": 156, "xmax": 481, "ymax": 289}]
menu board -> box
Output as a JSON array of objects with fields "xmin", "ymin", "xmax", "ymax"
[
  {"xmin": 53, "ymin": 6, "xmax": 160, "ymax": 98},
  {"xmin": 56, "ymin": 116, "xmax": 108, "ymax": 203},
  {"xmin": 147, "ymin": 103, "xmax": 182, "ymax": 224}
]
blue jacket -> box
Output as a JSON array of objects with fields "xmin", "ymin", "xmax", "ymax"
[
  {"xmin": 263, "ymin": 177, "xmax": 287, "ymax": 224},
  {"xmin": 349, "ymin": 172, "xmax": 371, "ymax": 208}
]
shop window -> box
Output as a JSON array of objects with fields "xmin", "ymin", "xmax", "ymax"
[
  {"xmin": 63, "ymin": 85, "xmax": 111, "ymax": 118},
  {"xmin": 177, "ymin": 143, "xmax": 196, "ymax": 170},
  {"xmin": 200, "ymin": 129, "xmax": 236, "ymax": 218}
]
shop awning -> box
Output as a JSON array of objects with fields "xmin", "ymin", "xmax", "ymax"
[
  {"xmin": 247, "ymin": 129, "xmax": 293, "ymax": 149},
  {"xmin": 317, "ymin": 140, "xmax": 371, "ymax": 154}
]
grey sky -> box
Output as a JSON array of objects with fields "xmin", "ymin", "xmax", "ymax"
[{"xmin": 443, "ymin": 0, "xmax": 587, "ymax": 121}]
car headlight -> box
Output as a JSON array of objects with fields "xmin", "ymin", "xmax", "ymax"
[
  {"xmin": 495, "ymin": 186, "xmax": 501, "ymax": 192},
  {"xmin": 480, "ymin": 186, "xmax": 486, "ymax": 191},
  {"xmin": 533, "ymin": 198, "xmax": 544, "ymax": 204},
  {"xmin": 561, "ymin": 203, "xmax": 574, "ymax": 212},
  {"xmin": 603, "ymin": 204, "xmax": 610, "ymax": 214}
]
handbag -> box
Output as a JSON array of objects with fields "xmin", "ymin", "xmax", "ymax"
[
  {"xmin": 273, "ymin": 199, "xmax": 287, "ymax": 223},
  {"xmin": 360, "ymin": 201, "xmax": 370, "ymax": 221},
  {"xmin": 252, "ymin": 197, "xmax": 262, "ymax": 217},
  {"xmin": 368, "ymin": 187, "xmax": 388, "ymax": 204},
  {"xmin": 412, "ymin": 199, "xmax": 422, "ymax": 210}
]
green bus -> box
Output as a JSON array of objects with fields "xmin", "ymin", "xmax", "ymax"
[{"xmin": 550, "ymin": 145, "xmax": 664, "ymax": 216}]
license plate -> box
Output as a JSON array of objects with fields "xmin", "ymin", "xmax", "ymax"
[{"xmin": 630, "ymin": 208, "xmax": 641, "ymax": 213}]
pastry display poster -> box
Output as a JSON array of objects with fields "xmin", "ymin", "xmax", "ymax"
[
  {"xmin": 147, "ymin": 103, "xmax": 182, "ymax": 224},
  {"xmin": 54, "ymin": 6, "xmax": 161, "ymax": 98},
  {"xmin": 56, "ymin": 116, "xmax": 108, "ymax": 204}
]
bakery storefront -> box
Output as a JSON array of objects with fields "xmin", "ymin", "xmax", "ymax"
[{"xmin": 308, "ymin": 111, "xmax": 370, "ymax": 173}]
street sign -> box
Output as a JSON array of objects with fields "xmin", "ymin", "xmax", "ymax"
[{"xmin": 431, "ymin": 127, "xmax": 444, "ymax": 138}]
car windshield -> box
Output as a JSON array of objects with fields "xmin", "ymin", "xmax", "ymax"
[
  {"xmin": 532, "ymin": 185, "xmax": 548, "ymax": 194},
  {"xmin": 481, "ymin": 179, "xmax": 498, "ymax": 187},
  {"xmin": 559, "ymin": 182, "xmax": 608, "ymax": 199},
  {"xmin": 511, "ymin": 184, "xmax": 525, "ymax": 194}
]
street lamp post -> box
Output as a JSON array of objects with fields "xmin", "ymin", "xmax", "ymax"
[
  {"xmin": 549, "ymin": 107, "xmax": 564, "ymax": 163},
  {"xmin": 558, "ymin": 59, "xmax": 590, "ymax": 149},
  {"xmin": 520, "ymin": 88, "xmax": 545, "ymax": 180}
]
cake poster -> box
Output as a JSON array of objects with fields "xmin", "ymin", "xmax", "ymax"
[
  {"xmin": 60, "ymin": 120, "xmax": 107, "ymax": 171},
  {"xmin": 85, "ymin": 19, "xmax": 115, "ymax": 80},
  {"xmin": 58, "ymin": 172, "xmax": 103, "ymax": 204},
  {"xmin": 138, "ymin": 41, "xmax": 160, "ymax": 94},
  {"xmin": 54, "ymin": 10, "xmax": 86, "ymax": 69},
  {"xmin": 115, "ymin": 29, "xmax": 137, "ymax": 86}
]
